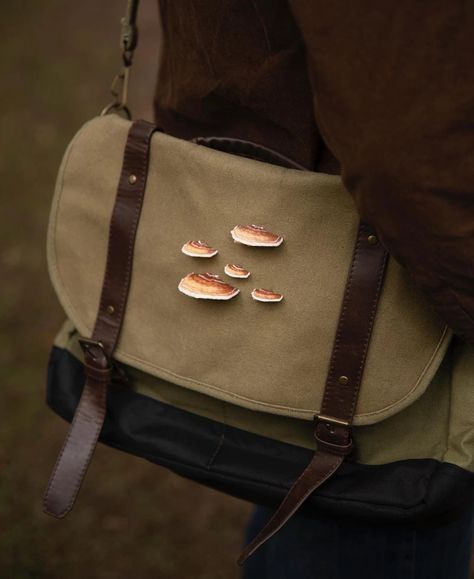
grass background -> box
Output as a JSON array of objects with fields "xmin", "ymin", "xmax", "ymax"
[
  {"xmin": 0, "ymin": 2, "xmax": 472, "ymax": 578},
  {"xmin": 0, "ymin": 2, "xmax": 250, "ymax": 577}
]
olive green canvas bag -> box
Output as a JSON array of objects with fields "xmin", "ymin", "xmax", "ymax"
[{"xmin": 43, "ymin": 0, "xmax": 474, "ymax": 563}]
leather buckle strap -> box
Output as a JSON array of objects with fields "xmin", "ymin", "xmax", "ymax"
[
  {"xmin": 43, "ymin": 119, "xmax": 159, "ymax": 518},
  {"xmin": 78, "ymin": 337, "xmax": 108, "ymax": 360},
  {"xmin": 314, "ymin": 415, "xmax": 353, "ymax": 457},
  {"xmin": 238, "ymin": 223, "xmax": 388, "ymax": 565}
]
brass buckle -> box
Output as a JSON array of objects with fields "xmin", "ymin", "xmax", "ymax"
[
  {"xmin": 316, "ymin": 415, "xmax": 350, "ymax": 428},
  {"xmin": 78, "ymin": 337, "xmax": 109, "ymax": 364},
  {"xmin": 314, "ymin": 415, "xmax": 353, "ymax": 456}
]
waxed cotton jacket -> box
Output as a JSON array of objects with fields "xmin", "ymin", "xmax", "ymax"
[{"xmin": 154, "ymin": 0, "xmax": 474, "ymax": 345}]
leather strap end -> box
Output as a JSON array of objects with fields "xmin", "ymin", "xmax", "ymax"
[
  {"xmin": 43, "ymin": 120, "xmax": 158, "ymax": 519},
  {"xmin": 238, "ymin": 223, "xmax": 388, "ymax": 565},
  {"xmin": 43, "ymin": 383, "xmax": 107, "ymax": 518},
  {"xmin": 237, "ymin": 451, "xmax": 345, "ymax": 565}
]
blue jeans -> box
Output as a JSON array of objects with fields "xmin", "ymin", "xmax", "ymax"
[{"xmin": 242, "ymin": 506, "xmax": 473, "ymax": 579}]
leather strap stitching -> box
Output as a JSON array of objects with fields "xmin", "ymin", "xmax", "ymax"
[
  {"xmin": 43, "ymin": 120, "xmax": 159, "ymax": 518},
  {"xmin": 238, "ymin": 222, "xmax": 389, "ymax": 564}
]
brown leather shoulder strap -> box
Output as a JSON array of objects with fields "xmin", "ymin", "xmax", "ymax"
[
  {"xmin": 43, "ymin": 119, "xmax": 159, "ymax": 518},
  {"xmin": 238, "ymin": 222, "xmax": 388, "ymax": 564}
]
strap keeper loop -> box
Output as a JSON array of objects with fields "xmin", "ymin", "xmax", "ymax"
[{"xmin": 83, "ymin": 363, "xmax": 112, "ymax": 384}]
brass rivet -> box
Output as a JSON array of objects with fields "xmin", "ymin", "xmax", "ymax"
[
  {"xmin": 338, "ymin": 375, "xmax": 349, "ymax": 385},
  {"xmin": 367, "ymin": 235, "xmax": 378, "ymax": 245},
  {"xmin": 106, "ymin": 305, "xmax": 115, "ymax": 315},
  {"xmin": 128, "ymin": 174, "xmax": 137, "ymax": 184}
]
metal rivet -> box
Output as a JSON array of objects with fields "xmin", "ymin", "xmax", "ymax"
[
  {"xmin": 338, "ymin": 375, "xmax": 349, "ymax": 385},
  {"xmin": 106, "ymin": 305, "xmax": 115, "ymax": 315},
  {"xmin": 326, "ymin": 423, "xmax": 335, "ymax": 434},
  {"xmin": 367, "ymin": 235, "xmax": 378, "ymax": 245},
  {"xmin": 128, "ymin": 174, "xmax": 137, "ymax": 184}
]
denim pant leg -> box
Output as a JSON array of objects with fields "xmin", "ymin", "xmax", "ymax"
[{"xmin": 242, "ymin": 506, "xmax": 474, "ymax": 579}]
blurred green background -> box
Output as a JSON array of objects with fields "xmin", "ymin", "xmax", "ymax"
[{"xmin": 0, "ymin": 2, "xmax": 250, "ymax": 577}]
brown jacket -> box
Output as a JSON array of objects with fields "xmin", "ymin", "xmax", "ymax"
[{"xmin": 154, "ymin": 0, "xmax": 474, "ymax": 344}]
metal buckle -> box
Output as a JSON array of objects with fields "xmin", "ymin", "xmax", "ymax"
[
  {"xmin": 316, "ymin": 415, "xmax": 350, "ymax": 428},
  {"xmin": 314, "ymin": 415, "xmax": 353, "ymax": 456},
  {"xmin": 78, "ymin": 337, "xmax": 109, "ymax": 364}
]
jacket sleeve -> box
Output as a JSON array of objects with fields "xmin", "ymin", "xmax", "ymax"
[{"xmin": 289, "ymin": 0, "xmax": 474, "ymax": 344}]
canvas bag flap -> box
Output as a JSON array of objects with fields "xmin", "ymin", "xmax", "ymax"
[{"xmin": 47, "ymin": 114, "xmax": 451, "ymax": 425}]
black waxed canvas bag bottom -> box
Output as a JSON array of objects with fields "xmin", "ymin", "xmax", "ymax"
[{"xmin": 47, "ymin": 345, "xmax": 474, "ymax": 526}]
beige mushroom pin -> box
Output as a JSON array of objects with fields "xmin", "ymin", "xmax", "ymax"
[
  {"xmin": 181, "ymin": 240, "xmax": 218, "ymax": 258},
  {"xmin": 230, "ymin": 224, "xmax": 283, "ymax": 247},
  {"xmin": 178, "ymin": 273, "xmax": 239, "ymax": 300},
  {"xmin": 224, "ymin": 264, "xmax": 251, "ymax": 279},
  {"xmin": 251, "ymin": 288, "xmax": 284, "ymax": 302}
]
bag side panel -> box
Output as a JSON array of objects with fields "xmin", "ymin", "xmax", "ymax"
[{"xmin": 443, "ymin": 336, "xmax": 474, "ymax": 471}]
